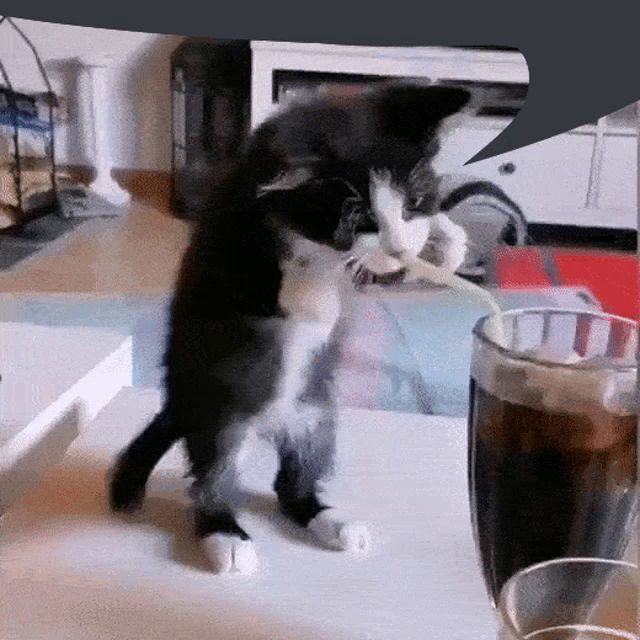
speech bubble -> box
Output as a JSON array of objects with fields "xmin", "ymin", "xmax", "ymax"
[
  {"xmin": 2, "ymin": 1, "xmax": 639, "ymax": 164},
  {"xmin": 466, "ymin": 42, "xmax": 640, "ymax": 164}
]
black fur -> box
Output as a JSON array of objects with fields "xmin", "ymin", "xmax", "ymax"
[{"xmin": 109, "ymin": 84, "xmax": 471, "ymax": 547}]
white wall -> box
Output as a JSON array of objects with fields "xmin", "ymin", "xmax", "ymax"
[{"xmin": 0, "ymin": 18, "xmax": 184, "ymax": 170}]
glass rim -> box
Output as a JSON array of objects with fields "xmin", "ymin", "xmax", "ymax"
[
  {"xmin": 473, "ymin": 307, "xmax": 639, "ymax": 373},
  {"xmin": 498, "ymin": 557, "xmax": 640, "ymax": 640}
]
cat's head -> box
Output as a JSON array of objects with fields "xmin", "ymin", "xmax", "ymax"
[
  {"xmin": 351, "ymin": 83, "xmax": 473, "ymax": 213},
  {"xmin": 253, "ymin": 83, "xmax": 473, "ymax": 247},
  {"xmin": 356, "ymin": 84, "xmax": 471, "ymax": 168}
]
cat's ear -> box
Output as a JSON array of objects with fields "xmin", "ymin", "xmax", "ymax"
[{"xmin": 373, "ymin": 84, "xmax": 473, "ymax": 142}]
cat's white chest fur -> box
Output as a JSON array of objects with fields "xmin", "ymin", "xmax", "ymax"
[
  {"xmin": 278, "ymin": 235, "xmax": 344, "ymax": 326},
  {"xmin": 269, "ymin": 235, "xmax": 346, "ymax": 424}
]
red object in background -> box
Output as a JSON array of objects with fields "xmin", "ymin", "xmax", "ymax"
[
  {"xmin": 494, "ymin": 248, "xmax": 639, "ymax": 321},
  {"xmin": 495, "ymin": 247, "xmax": 551, "ymax": 288},
  {"xmin": 555, "ymin": 252, "xmax": 639, "ymax": 321}
]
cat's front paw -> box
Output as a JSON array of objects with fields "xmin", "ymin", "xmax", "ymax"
[
  {"xmin": 421, "ymin": 214, "xmax": 468, "ymax": 273},
  {"xmin": 201, "ymin": 533, "xmax": 259, "ymax": 575},
  {"xmin": 308, "ymin": 510, "xmax": 371, "ymax": 554},
  {"xmin": 346, "ymin": 248, "xmax": 406, "ymax": 288}
]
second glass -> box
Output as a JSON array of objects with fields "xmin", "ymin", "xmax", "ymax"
[{"xmin": 497, "ymin": 558, "xmax": 639, "ymax": 640}]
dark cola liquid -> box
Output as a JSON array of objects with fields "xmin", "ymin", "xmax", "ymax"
[{"xmin": 468, "ymin": 378, "xmax": 638, "ymax": 603}]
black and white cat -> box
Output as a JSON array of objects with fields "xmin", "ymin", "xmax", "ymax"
[{"xmin": 109, "ymin": 84, "xmax": 472, "ymax": 574}]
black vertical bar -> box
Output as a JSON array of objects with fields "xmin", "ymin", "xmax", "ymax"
[
  {"xmin": 0, "ymin": 51, "xmax": 23, "ymax": 216},
  {"xmin": 6, "ymin": 17, "xmax": 58, "ymax": 198}
]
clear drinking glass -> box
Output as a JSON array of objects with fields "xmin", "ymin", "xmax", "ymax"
[
  {"xmin": 497, "ymin": 558, "xmax": 639, "ymax": 640},
  {"xmin": 468, "ymin": 309, "xmax": 639, "ymax": 605}
]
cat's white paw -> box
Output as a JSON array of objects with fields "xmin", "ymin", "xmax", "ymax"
[
  {"xmin": 347, "ymin": 247, "xmax": 406, "ymax": 287},
  {"xmin": 424, "ymin": 214, "xmax": 468, "ymax": 272},
  {"xmin": 351, "ymin": 247, "xmax": 404, "ymax": 274},
  {"xmin": 308, "ymin": 510, "xmax": 371, "ymax": 553},
  {"xmin": 369, "ymin": 169, "xmax": 402, "ymax": 214},
  {"xmin": 202, "ymin": 534, "xmax": 259, "ymax": 575}
]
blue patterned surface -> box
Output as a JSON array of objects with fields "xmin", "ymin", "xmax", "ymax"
[{"xmin": 0, "ymin": 287, "xmax": 597, "ymax": 417}]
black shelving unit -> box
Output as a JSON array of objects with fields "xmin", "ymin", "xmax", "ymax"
[
  {"xmin": 0, "ymin": 16, "xmax": 59, "ymax": 229},
  {"xmin": 171, "ymin": 38, "xmax": 251, "ymax": 219}
]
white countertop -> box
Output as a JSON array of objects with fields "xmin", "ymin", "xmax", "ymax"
[
  {"xmin": 0, "ymin": 322, "xmax": 133, "ymax": 511},
  {"xmin": 0, "ymin": 387, "xmax": 495, "ymax": 640}
]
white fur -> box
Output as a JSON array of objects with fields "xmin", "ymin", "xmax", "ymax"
[
  {"xmin": 278, "ymin": 235, "xmax": 344, "ymax": 326},
  {"xmin": 419, "ymin": 213, "xmax": 468, "ymax": 273},
  {"xmin": 349, "ymin": 246, "xmax": 405, "ymax": 276},
  {"xmin": 242, "ymin": 233, "xmax": 348, "ymax": 442},
  {"xmin": 275, "ymin": 234, "xmax": 346, "ymax": 419},
  {"xmin": 308, "ymin": 510, "xmax": 371, "ymax": 553},
  {"xmin": 273, "ymin": 236, "xmax": 372, "ymax": 545},
  {"xmin": 369, "ymin": 169, "xmax": 431, "ymax": 257},
  {"xmin": 362, "ymin": 168, "xmax": 468, "ymax": 279},
  {"xmin": 202, "ymin": 533, "xmax": 259, "ymax": 575},
  {"xmin": 277, "ymin": 322, "xmax": 331, "ymax": 406}
]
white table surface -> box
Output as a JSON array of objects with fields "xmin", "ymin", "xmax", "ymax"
[
  {"xmin": 0, "ymin": 322, "xmax": 132, "ymax": 512},
  {"xmin": 0, "ymin": 387, "xmax": 495, "ymax": 640},
  {"xmin": 0, "ymin": 322, "xmax": 132, "ymax": 437}
]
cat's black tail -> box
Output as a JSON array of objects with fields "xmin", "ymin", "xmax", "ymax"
[{"xmin": 109, "ymin": 408, "xmax": 177, "ymax": 513}]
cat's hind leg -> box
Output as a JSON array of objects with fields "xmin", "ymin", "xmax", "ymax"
[
  {"xmin": 186, "ymin": 427, "xmax": 258, "ymax": 575},
  {"xmin": 109, "ymin": 407, "xmax": 177, "ymax": 513},
  {"xmin": 273, "ymin": 416, "xmax": 371, "ymax": 553}
]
